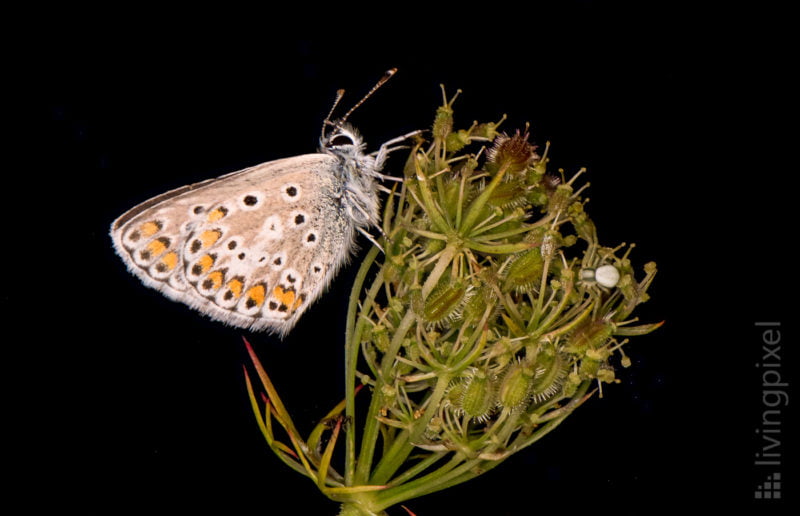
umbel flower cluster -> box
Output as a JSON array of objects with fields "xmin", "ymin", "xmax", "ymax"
[{"xmin": 245, "ymin": 88, "xmax": 661, "ymax": 516}]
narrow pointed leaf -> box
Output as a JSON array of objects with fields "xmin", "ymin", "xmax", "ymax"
[
  {"xmin": 317, "ymin": 418, "xmax": 342, "ymax": 491},
  {"xmin": 614, "ymin": 320, "xmax": 665, "ymax": 336},
  {"xmin": 243, "ymin": 337, "xmax": 302, "ymax": 438}
]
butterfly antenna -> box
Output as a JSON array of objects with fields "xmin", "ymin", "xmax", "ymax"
[
  {"xmin": 340, "ymin": 68, "xmax": 397, "ymax": 125},
  {"xmin": 322, "ymin": 88, "xmax": 346, "ymax": 138}
]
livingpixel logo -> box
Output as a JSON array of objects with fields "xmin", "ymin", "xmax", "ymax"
[{"xmin": 754, "ymin": 322, "xmax": 786, "ymax": 501}]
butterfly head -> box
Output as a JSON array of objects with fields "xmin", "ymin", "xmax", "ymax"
[{"xmin": 320, "ymin": 123, "xmax": 366, "ymax": 160}]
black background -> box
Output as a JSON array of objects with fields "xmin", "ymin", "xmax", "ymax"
[{"xmin": 17, "ymin": 3, "xmax": 794, "ymax": 514}]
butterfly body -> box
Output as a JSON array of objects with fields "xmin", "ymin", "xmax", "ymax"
[{"xmin": 111, "ymin": 125, "xmax": 387, "ymax": 336}]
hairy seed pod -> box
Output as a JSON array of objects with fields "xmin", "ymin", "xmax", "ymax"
[
  {"xmin": 460, "ymin": 369, "xmax": 496, "ymax": 422},
  {"xmin": 531, "ymin": 352, "xmax": 568, "ymax": 403},
  {"xmin": 487, "ymin": 130, "xmax": 538, "ymax": 176},
  {"xmin": 487, "ymin": 178, "xmax": 529, "ymax": 210},
  {"xmin": 462, "ymin": 285, "xmax": 496, "ymax": 324},
  {"xmin": 564, "ymin": 320, "xmax": 614, "ymax": 355},
  {"xmin": 497, "ymin": 361, "xmax": 535, "ymax": 412},
  {"xmin": 503, "ymin": 248, "xmax": 544, "ymax": 293},
  {"xmin": 445, "ymin": 382, "xmax": 467, "ymax": 410},
  {"xmin": 423, "ymin": 281, "xmax": 471, "ymax": 327}
]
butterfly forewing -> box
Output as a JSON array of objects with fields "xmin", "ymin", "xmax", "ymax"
[{"xmin": 111, "ymin": 153, "xmax": 355, "ymax": 334}]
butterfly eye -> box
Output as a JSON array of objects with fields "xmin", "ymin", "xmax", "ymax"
[{"xmin": 327, "ymin": 133, "xmax": 354, "ymax": 147}]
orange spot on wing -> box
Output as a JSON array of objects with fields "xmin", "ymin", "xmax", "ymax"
[
  {"xmin": 200, "ymin": 229, "xmax": 221, "ymax": 248},
  {"xmin": 207, "ymin": 207, "xmax": 228, "ymax": 222},
  {"xmin": 197, "ymin": 254, "xmax": 215, "ymax": 273},
  {"xmin": 141, "ymin": 221, "xmax": 161, "ymax": 237},
  {"xmin": 246, "ymin": 284, "xmax": 266, "ymax": 307},
  {"xmin": 160, "ymin": 252, "xmax": 178, "ymax": 271},
  {"xmin": 273, "ymin": 286, "xmax": 296, "ymax": 307},
  {"xmin": 207, "ymin": 270, "xmax": 224, "ymax": 289},
  {"xmin": 227, "ymin": 278, "xmax": 244, "ymax": 298},
  {"xmin": 292, "ymin": 293, "xmax": 306, "ymax": 311},
  {"xmin": 146, "ymin": 238, "xmax": 168, "ymax": 257}
]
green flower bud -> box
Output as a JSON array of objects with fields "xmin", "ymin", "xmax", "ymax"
[
  {"xmin": 426, "ymin": 416, "xmax": 444, "ymax": 435},
  {"xmin": 383, "ymin": 258, "xmax": 402, "ymax": 284},
  {"xmin": 568, "ymin": 201, "xmax": 596, "ymax": 243},
  {"xmin": 579, "ymin": 357, "xmax": 601, "ymax": 378},
  {"xmin": 548, "ymin": 183, "xmax": 573, "ymax": 215},
  {"xmin": 423, "ymin": 238, "xmax": 446, "ymax": 257},
  {"xmin": 446, "ymin": 129, "xmax": 471, "ymax": 153},
  {"xmin": 409, "ymin": 287, "xmax": 424, "ymax": 317},
  {"xmin": 532, "ymin": 141, "xmax": 550, "ymax": 176},
  {"xmin": 403, "ymin": 338, "xmax": 420, "ymax": 364},
  {"xmin": 433, "ymin": 104, "xmax": 454, "ymax": 142},
  {"xmin": 381, "ymin": 383, "xmax": 397, "ymax": 398},
  {"xmin": 563, "ymin": 372, "xmax": 581, "ymax": 397},
  {"xmin": 473, "ymin": 118, "xmax": 504, "ymax": 141},
  {"xmin": 527, "ymin": 187, "xmax": 550, "ymax": 208},
  {"xmin": 596, "ymin": 367, "xmax": 616, "ymax": 383},
  {"xmin": 374, "ymin": 327, "xmax": 390, "ymax": 353}
]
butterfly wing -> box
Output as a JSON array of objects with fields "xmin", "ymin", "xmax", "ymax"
[{"xmin": 111, "ymin": 153, "xmax": 356, "ymax": 335}]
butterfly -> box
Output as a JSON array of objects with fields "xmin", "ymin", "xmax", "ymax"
[{"xmin": 110, "ymin": 69, "xmax": 416, "ymax": 336}]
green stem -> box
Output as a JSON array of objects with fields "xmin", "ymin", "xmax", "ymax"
[
  {"xmin": 420, "ymin": 245, "xmax": 458, "ymax": 298},
  {"xmin": 465, "ymin": 240, "xmax": 535, "ymax": 255},
  {"xmin": 372, "ymin": 454, "xmax": 468, "ymax": 511},
  {"xmin": 374, "ymin": 402, "xmax": 578, "ymax": 510},
  {"xmin": 414, "ymin": 159, "xmax": 451, "ymax": 234},
  {"xmin": 471, "ymin": 223, "xmax": 534, "ymax": 241},
  {"xmin": 374, "ymin": 384, "xmax": 592, "ymax": 510},
  {"xmin": 368, "ymin": 430, "xmax": 410, "ymax": 484},
  {"xmin": 370, "ymin": 372, "xmax": 451, "ymax": 485},
  {"xmin": 460, "ymin": 162, "xmax": 509, "ymax": 234},
  {"xmin": 354, "ymin": 388, "xmax": 384, "ymax": 484},
  {"xmin": 345, "ymin": 245, "xmax": 382, "ymax": 485},
  {"xmin": 528, "ymin": 274, "xmax": 573, "ymax": 334},
  {"xmin": 529, "ymin": 255, "xmax": 553, "ymax": 331},
  {"xmin": 355, "ymin": 307, "xmax": 417, "ymax": 484},
  {"xmin": 409, "ymin": 374, "xmax": 451, "ymax": 444},
  {"xmin": 338, "ymin": 501, "xmax": 387, "ymax": 516},
  {"xmin": 385, "ymin": 452, "xmax": 447, "ymax": 487},
  {"xmin": 355, "ymin": 246, "xmax": 457, "ymax": 486}
]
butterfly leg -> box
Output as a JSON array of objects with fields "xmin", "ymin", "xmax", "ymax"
[
  {"xmin": 373, "ymin": 172, "xmax": 404, "ymax": 183},
  {"xmin": 356, "ymin": 225, "xmax": 385, "ymax": 253},
  {"xmin": 345, "ymin": 188, "xmax": 392, "ymax": 252},
  {"xmin": 373, "ymin": 129, "xmax": 424, "ymax": 170}
]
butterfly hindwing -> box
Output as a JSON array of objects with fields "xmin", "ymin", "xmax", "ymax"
[{"xmin": 111, "ymin": 153, "xmax": 354, "ymax": 334}]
